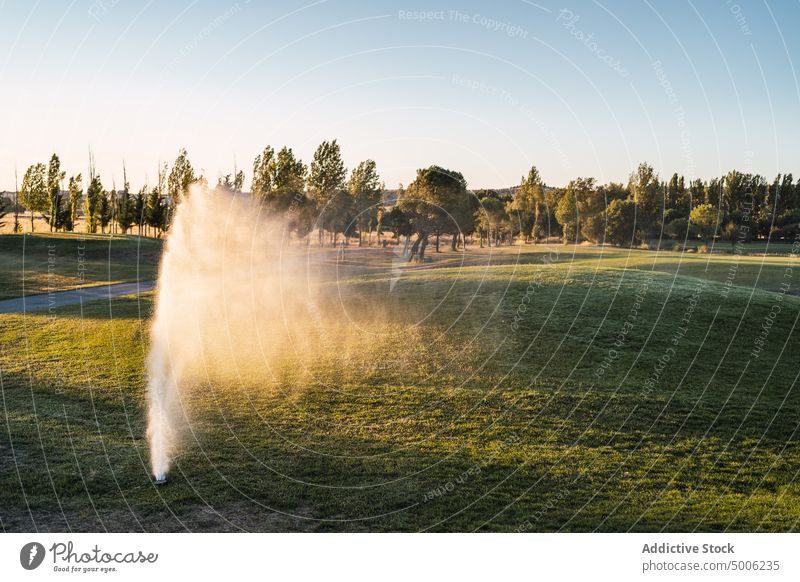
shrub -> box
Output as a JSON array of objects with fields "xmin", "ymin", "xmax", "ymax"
[{"xmin": 664, "ymin": 217, "xmax": 689, "ymax": 240}]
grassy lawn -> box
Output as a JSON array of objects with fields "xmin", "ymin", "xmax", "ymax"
[
  {"xmin": 2, "ymin": 235, "xmax": 799, "ymax": 532},
  {"xmin": 649, "ymin": 239, "xmax": 799, "ymax": 255},
  {"xmin": 0, "ymin": 233, "xmax": 162, "ymax": 300},
  {"xmin": 538, "ymin": 245, "xmax": 798, "ymax": 293},
  {"xmin": 410, "ymin": 243, "xmax": 799, "ymax": 294}
]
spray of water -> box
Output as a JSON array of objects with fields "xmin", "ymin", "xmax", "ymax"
[{"xmin": 145, "ymin": 184, "xmax": 319, "ymax": 482}]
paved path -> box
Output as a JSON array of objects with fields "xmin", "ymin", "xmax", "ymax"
[{"xmin": 0, "ymin": 281, "xmax": 156, "ymax": 314}]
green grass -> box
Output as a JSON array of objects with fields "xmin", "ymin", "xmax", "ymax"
[
  {"xmin": 649, "ymin": 239, "xmax": 799, "ymax": 254},
  {"xmin": 0, "ymin": 233, "xmax": 162, "ymax": 300},
  {"xmin": 1, "ymin": 236, "xmax": 799, "ymax": 531},
  {"xmin": 452, "ymin": 243, "xmax": 799, "ymax": 294},
  {"xmin": 553, "ymin": 246, "xmax": 798, "ymax": 293}
]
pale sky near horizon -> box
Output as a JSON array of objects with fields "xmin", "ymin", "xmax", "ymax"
[{"xmin": 1, "ymin": 0, "xmax": 798, "ymax": 192}]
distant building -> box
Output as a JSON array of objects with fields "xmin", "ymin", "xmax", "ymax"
[{"xmin": 1, "ymin": 191, "xmax": 21, "ymax": 209}]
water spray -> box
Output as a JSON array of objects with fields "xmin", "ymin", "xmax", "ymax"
[{"xmin": 144, "ymin": 184, "xmax": 318, "ymax": 483}]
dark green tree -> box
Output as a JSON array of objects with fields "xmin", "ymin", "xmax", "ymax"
[
  {"xmin": 475, "ymin": 196, "xmax": 509, "ymax": 247},
  {"xmin": 251, "ymin": 146, "xmax": 275, "ymax": 199},
  {"xmin": 604, "ymin": 198, "xmax": 639, "ymax": 246},
  {"xmin": 628, "ymin": 162, "xmax": 661, "ymax": 239},
  {"xmin": 348, "ymin": 159, "xmax": 383, "ymax": 246},
  {"xmin": 555, "ymin": 186, "xmax": 578, "ymax": 243},
  {"xmin": 167, "ymin": 148, "xmax": 196, "ymax": 205},
  {"xmin": 507, "ymin": 166, "xmax": 543, "ymax": 243},
  {"xmin": 308, "ymin": 140, "xmax": 346, "ymax": 245},
  {"xmin": 265, "ymin": 146, "xmax": 306, "ymax": 212},
  {"xmin": 84, "ymin": 175, "xmax": 103, "ymax": 234},
  {"xmin": 115, "ymin": 189, "xmax": 134, "ymax": 233},
  {"xmin": 98, "ymin": 190, "xmax": 112, "ymax": 234},
  {"xmin": 146, "ymin": 188, "xmax": 167, "ymax": 237},
  {"xmin": 133, "ymin": 187, "xmax": 146, "ymax": 235},
  {"xmin": 68, "ymin": 174, "xmax": 82, "ymax": 232},
  {"xmin": 46, "ymin": 154, "xmax": 65, "ymax": 232}
]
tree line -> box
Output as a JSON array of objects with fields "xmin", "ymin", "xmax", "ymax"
[
  {"xmin": 387, "ymin": 162, "xmax": 799, "ymax": 259},
  {"xmin": 545, "ymin": 163, "xmax": 800, "ymax": 249},
  {"xmin": 9, "ymin": 145, "xmax": 799, "ymax": 257},
  {"xmin": 13, "ymin": 150, "xmax": 171, "ymax": 237}
]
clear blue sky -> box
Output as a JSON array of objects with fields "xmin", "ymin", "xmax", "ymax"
[{"xmin": 1, "ymin": 0, "xmax": 798, "ymax": 191}]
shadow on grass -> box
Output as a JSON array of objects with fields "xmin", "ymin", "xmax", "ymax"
[
  {"xmin": 3, "ymin": 263, "xmax": 799, "ymax": 532},
  {"xmin": 3, "ymin": 364, "xmax": 799, "ymax": 533}
]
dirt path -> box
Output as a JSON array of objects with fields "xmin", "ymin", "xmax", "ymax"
[{"xmin": 0, "ymin": 281, "xmax": 156, "ymax": 314}]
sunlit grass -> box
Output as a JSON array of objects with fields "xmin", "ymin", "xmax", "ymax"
[{"xmin": 1, "ymin": 240, "xmax": 799, "ymax": 531}]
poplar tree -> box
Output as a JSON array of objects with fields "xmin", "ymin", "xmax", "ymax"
[
  {"xmin": 19, "ymin": 163, "xmax": 48, "ymax": 232},
  {"xmin": 309, "ymin": 140, "xmax": 346, "ymax": 245}
]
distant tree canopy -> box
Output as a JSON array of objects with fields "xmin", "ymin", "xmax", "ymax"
[
  {"xmin": 251, "ymin": 146, "xmax": 275, "ymax": 197},
  {"xmin": 490, "ymin": 162, "xmax": 800, "ymax": 248},
  {"xmin": 272, "ymin": 147, "xmax": 307, "ymax": 207},
  {"xmin": 628, "ymin": 162, "xmax": 661, "ymax": 238},
  {"xmin": 12, "ymin": 145, "xmax": 798, "ymax": 249},
  {"xmin": 689, "ymin": 203, "xmax": 719, "ymax": 243},
  {"xmin": 460, "ymin": 161, "xmax": 799, "ymax": 249},
  {"xmin": 309, "ymin": 140, "xmax": 346, "ymax": 205},
  {"xmin": 68, "ymin": 174, "xmax": 82, "ymax": 232},
  {"xmin": 146, "ymin": 187, "xmax": 168, "ymax": 236},
  {"xmin": 309, "ymin": 140, "xmax": 346, "ymax": 245},
  {"xmin": 0, "ymin": 196, "xmax": 9, "ymax": 229},
  {"xmin": 507, "ymin": 166, "xmax": 544, "ymax": 242},
  {"xmin": 604, "ymin": 198, "xmax": 638, "ymax": 246},
  {"xmin": 45, "ymin": 154, "xmax": 65, "ymax": 232},
  {"xmin": 19, "ymin": 162, "xmax": 48, "ymax": 231},
  {"xmin": 132, "ymin": 186, "xmax": 146, "ymax": 235},
  {"xmin": 400, "ymin": 165, "xmax": 472, "ymax": 259},
  {"xmin": 348, "ymin": 159, "xmax": 383, "ymax": 246},
  {"xmin": 167, "ymin": 148, "xmax": 196, "ymax": 205},
  {"xmin": 475, "ymin": 195, "xmax": 509, "ymax": 247}
]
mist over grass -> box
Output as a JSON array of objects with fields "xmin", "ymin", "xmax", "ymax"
[{"xmin": 145, "ymin": 185, "xmax": 326, "ymax": 481}]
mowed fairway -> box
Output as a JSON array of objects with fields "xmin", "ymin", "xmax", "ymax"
[{"xmin": 1, "ymin": 239, "xmax": 799, "ymax": 532}]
